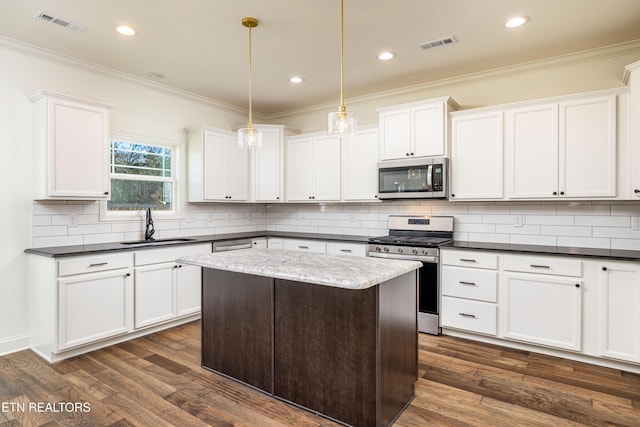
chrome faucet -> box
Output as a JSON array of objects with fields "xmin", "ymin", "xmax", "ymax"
[{"xmin": 144, "ymin": 207, "xmax": 155, "ymax": 241}]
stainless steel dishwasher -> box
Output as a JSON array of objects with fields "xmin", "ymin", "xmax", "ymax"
[{"xmin": 212, "ymin": 239, "xmax": 253, "ymax": 252}]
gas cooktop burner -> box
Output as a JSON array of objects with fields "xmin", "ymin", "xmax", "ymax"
[{"xmin": 368, "ymin": 236, "xmax": 453, "ymax": 247}]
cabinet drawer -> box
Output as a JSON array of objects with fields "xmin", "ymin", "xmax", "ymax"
[
  {"xmin": 441, "ymin": 297, "xmax": 497, "ymax": 336},
  {"xmin": 441, "ymin": 266, "xmax": 498, "ymax": 302},
  {"xmin": 326, "ymin": 242, "xmax": 366, "ymax": 257},
  {"xmin": 502, "ymin": 255, "xmax": 582, "ymax": 277},
  {"xmin": 135, "ymin": 243, "xmax": 211, "ymax": 266},
  {"xmin": 441, "ymin": 250, "xmax": 498, "ymax": 270},
  {"xmin": 58, "ymin": 252, "xmax": 133, "ymax": 277},
  {"xmin": 282, "ymin": 239, "xmax": 326, "ymax": 254}
]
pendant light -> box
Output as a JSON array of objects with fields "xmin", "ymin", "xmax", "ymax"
[
  {"xmin": 238, "ymin": 17, "xmax": 263, "ymax": 149},
  {"xmin": 328, "ymin": 0, "xmax": 357, "ymax": 136}
]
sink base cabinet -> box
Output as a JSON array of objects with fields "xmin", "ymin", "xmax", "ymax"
[{"xmin": 201, "ymin": 268, "xmax": 417, "ymax": 427}]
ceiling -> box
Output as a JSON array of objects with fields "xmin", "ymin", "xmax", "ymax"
[{"xmin": 2, "ymin": 0, "xmax": 640, "ymax": 115}]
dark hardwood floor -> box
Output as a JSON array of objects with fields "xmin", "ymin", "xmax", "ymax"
[{"xmin": 1, "ymin": 320, "xmax": 639, "ymax": 426}]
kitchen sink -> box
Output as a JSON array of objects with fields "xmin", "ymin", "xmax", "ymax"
[{"xmin": 120, "ymin": 238, "xmax": 197, "ymax": 245}]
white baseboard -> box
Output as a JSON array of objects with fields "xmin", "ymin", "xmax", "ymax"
[{"xmin": 0, "ymin": 334, "xmax": 29, "ymax": 356}]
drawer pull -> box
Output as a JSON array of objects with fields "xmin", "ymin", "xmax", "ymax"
[
  {"xmin": 88, "ymin": 262, "xmax": 108, "ymax": 268},
  {"xmin": 340, "ymin": 249, "xmax": 352, "ymax": 253},
  {"xmin": 530, "ymin": 264, "xmax": 550, "ymax": 269},
  {"xmin": 459, "ymin": 258, "xmax": 477, "ymax": 263},
  {"xmin": 459, "ymin": 313, "xmax": 476, "ymax": 318},
  {"xmin": 298, "ymin": 245, "xmax": 309, "ymax": 249},
  {"xmin": 459, "ymin": 281, "xmax": 477, "ymax": 286}
]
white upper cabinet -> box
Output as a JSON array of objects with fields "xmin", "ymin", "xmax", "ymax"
[
  {"xmin": 450, "ymin": 111, "xmax": 503, "ymax": 200},
  {"xmin": 625, "ymin": 61, "xmax": 640, "ymax": 198},
  {"xmin": 342, "ymin": 126, "xmax": 379, "ymax": 202},
  {"xmin": 30, "ymin": 91, "xmax": 112, "ymax": 200},
  {"xmin": 250, "ymin": 125, "xmax": 285, "ymax": 202},
  {"xmin": 505, "ymin": 94, "xmax": 616, "ymax": 199},
  {"xmin": 286, "ymin": 133, "xmax": 341, "ymax": 202},
  {"xmin": 186, "ymin": 126, "xmax": 248, "ymax": 202},
  {"xmin": 378, "ymin": 97, "xmax": 458, "ymax": 161}
]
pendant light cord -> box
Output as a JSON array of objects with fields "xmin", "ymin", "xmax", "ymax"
[
  {"xmin": 339, "ymin": 0, "xmax": 345, "ymax": 109},
  {"xmin": 248, "ymin": 24, "xmax": 254, "ymax": 127}
]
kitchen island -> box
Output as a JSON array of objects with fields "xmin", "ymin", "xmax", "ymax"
[{"xmin": 178, "ymin": 248, "xmax": 421, "ymax": 427}]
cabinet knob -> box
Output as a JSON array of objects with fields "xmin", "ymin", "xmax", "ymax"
[
  {"xmin": 553, "ymin": 191, "xmax": 558, "ymax": 195},
  {"xmin": 575, "ymin": 283, "xmax": 580, "ymax": 288},
  {"xmin": 635, "ymin": 189, "xmax": 640, "ymax": 194},
  {"xmin": 451, "ymin": 194, "xmax": 455, "ymax": 198},
  {"xmin": 104, "ymin": 191, "xmax": 109, "ymax": 195},
  {"xmin": 560, "ymin": 191, "xmax": 565, "ymax": 195},
  {"xmin": 173, "ymin": 265, "xmax": 178, "ymax": 269},
  {"xmin": 125, "ymin": 273, "xmax": 131, "ymax": 277},
  {"xmin": 410, "ymin": 152, "xmax": 414, "ymax": 156},
  {"xmin": 374, "ymin": 195, "xmax": 378, "ymax": 198},
  {"xmin": 276, "ymin": 196, "xmax": 280, "ymax": 200},
  {"xmin": 602, "ymin": 266, "xmax": 607, "ymax": 271}
]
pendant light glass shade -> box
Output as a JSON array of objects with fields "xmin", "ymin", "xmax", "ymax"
[
  {"xmin": 237, "ymin": 124, "xmax": 263, "ymax": 149},
  {"xmin": 328, "ymin": 0, "xmax": 356, "ymax": 136},
  {"xmin": 238, "ymin": 17, "xmax": 262, "ymax": 149}
]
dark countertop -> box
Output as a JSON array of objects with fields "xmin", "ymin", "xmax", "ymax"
[
  {"xmin": 24, "ymin": 231, "xmax": 374, "ymax": 258},
  {"xmin": 443, "ymin": 241, "xmax": 640, "ymax": 262}
]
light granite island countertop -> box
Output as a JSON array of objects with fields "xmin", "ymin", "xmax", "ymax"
[
  {"xmin": 177, "ymin": 248, "xmax": 421, "ymax": 290},
  {"xmin": 180, "ymin": 247, "xmax": 421, "ymax": 427}
]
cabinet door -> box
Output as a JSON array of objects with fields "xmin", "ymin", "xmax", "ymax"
[
  {"xmin": 505, "ymin": 104, "xmax": 559, "ymax": 198},
  {"xmin": 379, "ymin": 109, "xmax": 411, "ymax": 160},
  {"xmin": 226, "ymin": 137, "xmax": 248, "ymax": 201},
  {"xmin": 176, "ymin": 264, "xmax": 202, "ymax": 317},
  {"xmin": 49, "ymin": 98, "xmax": 110, "ymax": 198},
  {"xmin": 135, "ymin": 263, "xmax": 176, "ymax": 329},
  {"xmin": 253, "ymin": 127, "xmax": 282, "ymax": 202},
  {"xmin": 202, "ymin": 131, "xmax": 229, "ymax": 200},
  {"xmin": 598, "ymin": 262, "xmax": 640, "ymax": 363},
  {"xmin": 313, "ymin": 135, "xmax": 342, "ymax": 201},
  {"xmin": 450, "ymin": 111, "xmax": 503, "ymax": 200},
  {"xmin": 560, "ymin": 95, "xmax": 616, "ymax": 198},
  {"xmin": 286, "ymin": 137, "xmax": 314, "ymax": 201},
  {"xmin": 343, "ymin": 128, "xmax": 379, "ymax": 201},
  {"xmin": 412, "ymin": 103, "xmax": 445, "ymax": 157},
  {"xmin": 58, "ymin": 268, "xmax": 133, "ymax": 351},
  {"xmin": 502, "ymin": 272, "xmax": 582, "ymax": 351}
]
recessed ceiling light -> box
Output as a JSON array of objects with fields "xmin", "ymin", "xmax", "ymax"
[
  {"xmin": 377, "ymin": 52, "xmax": 395, "ymax": 61},
  {"xmin": 289, "ymin": 76, "xmax": 304, "ymax": 84},
  {"xmin": 504, "ymin": 16, "xmax": 530, "ymax": 28},
  {"xmin": 116, "ymin": 25, "xmax": 136, "ymax": 36}
]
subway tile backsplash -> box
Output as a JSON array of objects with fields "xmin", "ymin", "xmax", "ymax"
[{"xmin": 31, "ymin": 200, "xmax": 640, "ymax": 251}]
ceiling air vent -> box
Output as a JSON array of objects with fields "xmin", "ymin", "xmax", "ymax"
[
  {"xmin": 418, "ymin": 35, "xmax": 457, "ymax": 50},
  {"xmin": 34, "ymin": 11, "xmax": 86, "ymax": 32}
]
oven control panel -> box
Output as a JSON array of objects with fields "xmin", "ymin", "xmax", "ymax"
[{"xmin": 367, "ymin": 244, "xmax": 439, "ymax": 261}]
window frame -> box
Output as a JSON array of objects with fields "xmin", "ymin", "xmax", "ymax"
[{"xmin": 100, "ymin": 134, "xmax": 183, "ymax": 222}]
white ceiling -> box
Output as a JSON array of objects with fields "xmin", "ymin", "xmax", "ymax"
[{"xmin": 1, "ymin": 0, "xmax": 640, "ymax": 115}]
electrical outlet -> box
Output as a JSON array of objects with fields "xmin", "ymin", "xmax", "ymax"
[
  {"xmin": 632, "ymin": 217, "xmax": 640, "ymax": 231},
  {"xmin": 513, "ymin": 215, "xmax": 523, "ymax": 228},
  {"xmin": 69, "ymin": 214, "xmax": 78, "ymax": 227},
  {"xmin": 185, "ymin": 213, "xmax": 197, "ymax": 223}
]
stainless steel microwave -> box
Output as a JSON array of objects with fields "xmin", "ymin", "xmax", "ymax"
[{"xmin": 377, "ymin": 157, "xmax": 448, "ymax": 199}]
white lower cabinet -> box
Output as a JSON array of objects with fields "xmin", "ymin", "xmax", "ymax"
[
  {"xmin": 58, "ymin": 264, "xmax": 133, "ymax": 351},
  {"xmin": 502, "ymin": 272, "xmax": 582, "ymax": 351},
  {"xmin": 282, "ymin": 238, "xmax": 327, "ymax": 254},
  {"xmin": 597, "ymin": 261, "xmax": 640, "ymax": 363},
  {"xmin": 134, "ymin": 244, "xmax": 210, "ymax": 330},
  {"xmin": 326, "ymin": 241, "xmax": 367, "ymax": 257},
  {"xmin": 440, "ymin": 250, "xmax": 498, "ymax": 336},
  {"xmin": 267, "ymin": 237, "xmax": 366, "ymax": 257}
]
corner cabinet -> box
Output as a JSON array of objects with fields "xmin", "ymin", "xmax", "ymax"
[
  {"xmin": 450, "ymin": 110, "xmax": 503, "ymax": 200},
  {"xmin": 285, "ymin": 133, "xmax": 341, "ymax": 202},
  {"xmin": 251, "ymin": 125, "xmax": 285, "ymax": 202},
  {"xmin": 597, "ymin": 261, "xmax": 640, "ymax": 364},
  {"xmin": 378, "ymin": 97, "xmax": 458, "ymax": 160},
  {"xmin": 505, "ymin": 95, "xmax": 616, "ymax": 199},
  {"xmin": 30, "ymin": 90, "xmax": 112, "ymax": 200},
  {"xmin": 342, "ymin": 126, "xmax": 379, "ymax": 202},
  {"xmin": 186, "ymin": 126, "xmax": 248, "ymax": 202}
]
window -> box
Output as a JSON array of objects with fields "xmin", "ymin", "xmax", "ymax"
[{"xmin": 108, "ymin": 138, "xmax": 175, "ymax": 212}]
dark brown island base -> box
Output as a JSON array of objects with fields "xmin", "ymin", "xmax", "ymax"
[{"xmin": 178, "ymin": 248, "xmax": 422, "ymax": 427}]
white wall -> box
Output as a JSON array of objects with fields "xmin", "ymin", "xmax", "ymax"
[{"xmin": 3, "ymin": 37, "xmax": 640, "ymax": 356}]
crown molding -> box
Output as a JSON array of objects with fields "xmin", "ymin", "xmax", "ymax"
[
  {"xmin": 0, "ymin": 34, "xmax": 256, "ymax": 117},
  {"xmin": 265, "ymin": 39, "xmax": 640, "ymax": 120}
]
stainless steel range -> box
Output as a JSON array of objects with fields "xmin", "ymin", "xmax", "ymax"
[{"xmin": 367, "ymin": 215, "xmax": 454, "ymax": 335}]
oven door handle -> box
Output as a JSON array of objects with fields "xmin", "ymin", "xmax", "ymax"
[{"xmin": 368, "ymin": 252, "xmax": 438, "ymax": 263}]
